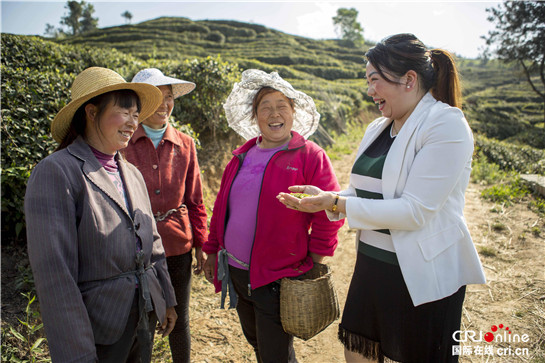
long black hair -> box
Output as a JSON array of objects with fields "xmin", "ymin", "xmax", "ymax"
[{"xmin": 365, "ymin": 33, "xmax": 462, "ymax": 109}]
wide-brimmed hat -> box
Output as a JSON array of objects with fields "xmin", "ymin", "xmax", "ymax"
[
  {"xmin": 131, "ymin": 68, "xmax": 196, "ymax": 99},
  {"xmin": 223, "ymin": 69, "xmax": 320, "ymax": 140},
  {"xmin": 52, "ymin": 67, "xmax": 163, "ymax": 143}
]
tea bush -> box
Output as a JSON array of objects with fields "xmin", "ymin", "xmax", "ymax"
[
  {"xmin": 475, "ymin": 134, "xmax": 545, "ymax": 175},
  {"xmin": 3, "ymin": 17, "xmax": 544, "ymax": 246},
  {"xmin": 205, "ymin": 31, "xmax": 226, "ymax": 44},
  {"xmin": 0, "ymin": 35, "xmax": 239, "ymax": 245}
]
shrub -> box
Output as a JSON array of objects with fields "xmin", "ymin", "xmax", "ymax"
[
  {"xmin": 208, "ymin": 20, "xmax": 270, "ymax": 34},
  {"xmin": 292, "ymin": 65, "xmax": 360, "ymax": 80},
  {"xmin": 205, "ymin": 31, "xmax": 225, "ymax": 44},
  {"xmin": 233, "ymin": 28, "xmax": 257, "ymax": 38},
  {"xmin": 205, "ymin": 23, "xmax": 257, "ymax": 38},
  {"xmin": 182, "ymin": 23, "xmax": 210, "ymax": 34},
  {"xmin": 474, "ymin": 134, "xmax": 545, "ymax": 175},
  {"xmin": 481, "ymin": 177, "xmax": 530, "ymax": 206},
  {"xmin": 471, "ymin": 151, "xmax": 514, "ymax": 185},
  {"xmin": 0, "ymin": 35, "xmax": 239, "ymax": 245},
  {"xmin": 148, "ymin": 55, "xmax": 241, "ymax": 142}
]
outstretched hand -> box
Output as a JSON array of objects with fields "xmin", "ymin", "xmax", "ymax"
[{"xmin": 277, "ymin": 185, "xmax": 334, "ymax": 214}]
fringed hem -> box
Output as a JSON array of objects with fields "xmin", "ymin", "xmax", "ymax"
[
  {"xmin": 338, "ymin": 327, "xmax": 401, "ymax": 363},
  {"xmin": 338, "ymin": 326, "xmax": 383, "ymax": 362}
]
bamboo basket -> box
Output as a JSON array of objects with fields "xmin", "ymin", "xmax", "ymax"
[{"xmin": 279, "ymin": 263, "xmax": 340, "ymax": 340}]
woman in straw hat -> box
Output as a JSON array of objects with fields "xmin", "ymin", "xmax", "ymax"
[
  {"xmin": 25, "ymin": 66, "xmax": 178, "ymax": 363},
  {"xmin": 123, "ymin": 68, "xmax": 208, "ymax": 363},
  {"xmin": 202, "ymin": 69, "xmax": 344, "ymax": 362}
]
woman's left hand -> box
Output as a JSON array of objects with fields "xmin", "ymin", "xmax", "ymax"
[
  {"xmin": 277, "ymin": 185, "xmax": 333, "ymax": 213},
  {"xmin": 158, "ymin": 306, "xmax": 178, "ymax": 337}
]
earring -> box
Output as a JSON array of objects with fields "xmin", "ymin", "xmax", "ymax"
[{"xmin": 406, "ymin": 85, "xmax": 410, "ymax": 89}]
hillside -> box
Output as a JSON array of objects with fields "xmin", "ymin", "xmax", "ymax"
[
  {"xmin": 60, "ymin": 17, "xmax": 370, "ymax": 135},
  {"xmin": 459, "ymin": 59, "xmax": 545, "ymax": 149},
  {"xmin": 59, "ymin": 16, "xmax": 545, "ymax": 149},
  {"xmin": 62, "ymin": 17, "xmax": 368, "ymax": 80}
]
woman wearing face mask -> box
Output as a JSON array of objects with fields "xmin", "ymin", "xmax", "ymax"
[
  {"xmin": 202, "ymin": 69, "xmax": 344, "ymax": 363},
  {"xmin": 25, "ymin": 67, "xmax": 177, "ymax": 363},
  {"xmin": 278, "ymin": 34, "xmax": 486, "ymax": 362},
  {"xmin": 123, "ymin": 68, "xmax": 209, "ymax": 363}
]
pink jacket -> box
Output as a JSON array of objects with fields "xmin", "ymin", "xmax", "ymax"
[{"xmin": 203, "ymin": 132, "xmax": 344, "ymax": 292}]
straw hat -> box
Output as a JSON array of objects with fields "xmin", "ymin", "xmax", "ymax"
[
  {"xmin": 131, "ymin": 68, "xmax": 196, "ymax": 99},
  {"xmin": 223, "ymin": 69, "xmax": 320, "ymax": 140},
  {"xmin": 51, "ymin": 67, "xmax": 163, "ymax": 143}
]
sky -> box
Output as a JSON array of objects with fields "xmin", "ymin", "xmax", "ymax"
[{"xmin": 1, "ymin": 1, "xmax": 502, "ymax": 59}]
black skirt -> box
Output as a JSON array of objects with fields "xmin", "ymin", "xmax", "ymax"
[{"xmin": 338, "ymin": 243, "xmax": 466, "ymax": 363}]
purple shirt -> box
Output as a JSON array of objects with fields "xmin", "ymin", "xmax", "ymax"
[
  {"xmin": 90, "ymin": 146, "xmax": 141, "ymax": 253},
  {"xmin": 224, "ymin": 142, "xmax": 286, "ymax": 269},
  {"xmin": 90, "ymin": 146, "xmax": 126, "ymax": 201}
]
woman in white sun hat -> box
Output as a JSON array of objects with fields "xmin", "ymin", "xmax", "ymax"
[
  {"xmin": 123, "ymin": 68, "xmax": 208, "ymax": 363},
  {"xmin": 202, "ymin": 69, "xmax": 344, "ymax": 362},
  {"xmin": 25, "ymin": 66, "xmax": 178, "ymax": 363}
]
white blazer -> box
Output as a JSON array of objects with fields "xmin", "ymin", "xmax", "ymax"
[{"xmin": 331, "ymin": 93, "xmax": 486, "ymax": 306}]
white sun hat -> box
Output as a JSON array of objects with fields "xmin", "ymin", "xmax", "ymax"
[
  {"xmin": 223, "ymin": 69, "xmax": 320, "ymax": 140},
  {"xmin": 131, "ymin": 68, "xmax": 196, "ymax": 99}
]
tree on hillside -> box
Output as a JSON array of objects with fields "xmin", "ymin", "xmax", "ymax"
[
  {"xmin": 332, "ymin": 8, "xmax": 364, "ymax": 47},
  {"xmin": 122, "ymin": 11, "xmax": 133, "ymax": 24},
  {"xmin": 58, "ymin": 1, "xmax": 98, "ymax": 36},
  {"xmin": 44, "ymin": 23, "xmax": 61, "ymax": 38},
  {"xmin": 483, "ymin": 1, "xmax": 545, "ymax": 121},
  {"xmin": 80, "ymin": 3, "xmax": 98, "ymax": 33}
]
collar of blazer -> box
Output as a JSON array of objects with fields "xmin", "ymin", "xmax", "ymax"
[
  {"xmin": 358, "ymin": 92, "xmax": 438, "ymax": 200},
  {"xmin": 67, "ymin": 136, "xmax": 133, "ymax": 219}
]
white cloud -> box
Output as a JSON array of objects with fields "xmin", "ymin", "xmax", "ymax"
[{"xmin": 295, "ymin": 2, "xmax": 337, "ymax": 39}]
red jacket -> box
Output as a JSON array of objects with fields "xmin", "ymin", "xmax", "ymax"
[
  {"xmin": 203, "ymin": 131, "xmax": 344, "ymax": 292},
  {"xmin": 123, "ymin": 124, "xmax": 208, "ymax": 257}
]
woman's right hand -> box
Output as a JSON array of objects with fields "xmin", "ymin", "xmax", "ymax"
[
  {"xmin": 277, "ymin": 185, "xmax": 337, "ymax": 213},
  {"xmin": 203, "ymin": 253, "xmax": 216, "ymax": 284},
  {"xmin": 287, "ymin": 185, "xmax": 323, "ymax": 196}
]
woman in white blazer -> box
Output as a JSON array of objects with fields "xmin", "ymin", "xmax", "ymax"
[{"xmin": 278, "ymin": 33, "xmax": 486, "ymax": 363}]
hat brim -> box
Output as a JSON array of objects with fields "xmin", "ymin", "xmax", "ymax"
[
  {"xmin": 145, "ymin": 74, "xmax": 196, "ymax": 99},
  {"xmin": 223, "ymin": 70, "xmax": 320, "ymax": 140},
  {"xmin": 52, "ymin": 83, "xmax": 162, "ymax": 143}
]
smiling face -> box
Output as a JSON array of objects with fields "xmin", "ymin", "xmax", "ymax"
[
  {"xmin": 255, "ymin": 90, "xmax": 294, "ymax": 148},
  {"xmin": 366, "ymin": 62, "xmax": 415, "ymax": 124},
  {"xmin": 85, "ymin": 99, "xmax": 140, "ymax": 155},
  {"xmin": 142, "ymin": 85, "xmax": 174, "ymax": 129}
]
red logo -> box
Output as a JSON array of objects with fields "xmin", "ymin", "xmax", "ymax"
[{"xmin": 484, "ymin": 324, "xmax": 511, "ymax": 343}]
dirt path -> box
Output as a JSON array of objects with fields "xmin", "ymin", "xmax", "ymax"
[
  {"xmin": 1, "ymin": 135, "xmax": 542, "ymax": 362},
  {"xmin": 174, "ymin": 145, "xmax": 545, "ymax": 363},
  {"xmin": 2, "ymin": 140, "xmax": 542, "ymax": 362}
]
